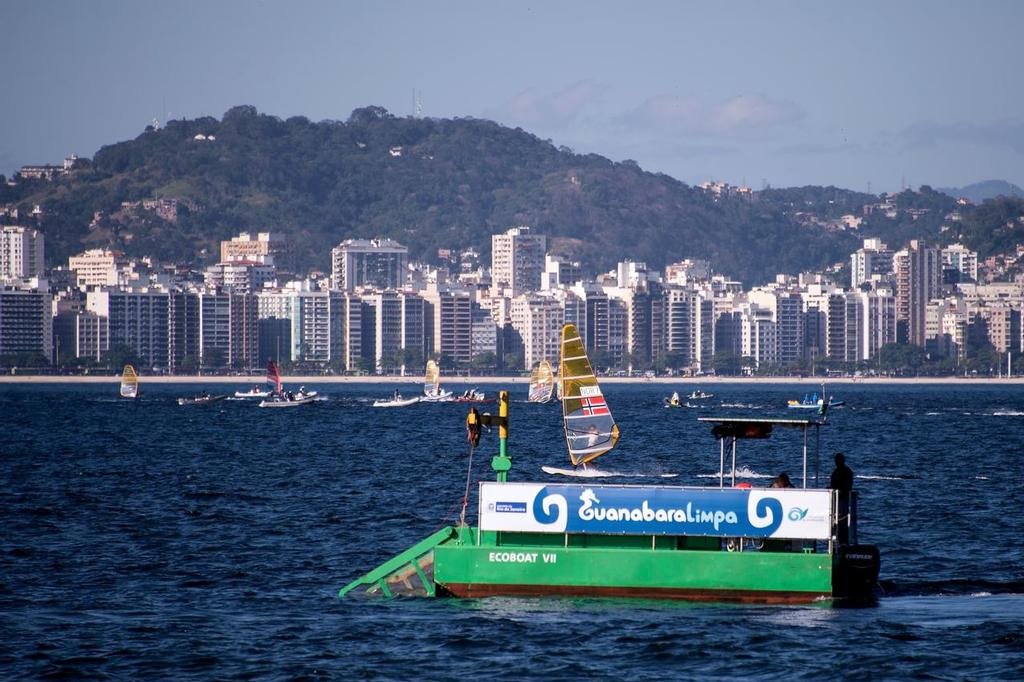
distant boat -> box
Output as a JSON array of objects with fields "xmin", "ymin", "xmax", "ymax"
[
  {"xmin": 687, "ymin": 390, "xmax": 713, "ymax": 400},
  {"xmin": 373, "ymin": 392, "xmax": 420, "ymax": 408},
  {"xmin": 258, "ymin": 360, "xmax": 315, "ymax": 408},
  {"xmin": 787, "ymin": 388, "xmax": 844, "ymax": 411},
  {"xmin": 542, "ymin": 323, "xmax": 619, "ymax": 476},
  {"xmin": 178, "ymin": 393, "xmax": 228, "ymax": 406},
  {"xmin": 420, "ymin": 359, "xmax": 452, "ymax": 402},
  {"xmin": 528, "ymin": 360, "xmax": 555, "ymax": 403},
  {"xmin": 120, "ymin": 365, "xmax": 139, "ymax": 399},
  {"xmin": 234, "ymin": 385, "xmax": 270, "ymax": 399},
  {"xmin": 453, "ymin": 389, "xmax": 493, "ymax": 404}
]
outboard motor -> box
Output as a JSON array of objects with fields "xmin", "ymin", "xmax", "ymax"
[{"xmin": 834, "ymin": 544, "xmax": 881, "ymax": 598}]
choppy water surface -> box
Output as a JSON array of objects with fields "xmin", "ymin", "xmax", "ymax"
[{"xmin": 2, "ymin": 382, "xmax": 1023, "ymax": 678}]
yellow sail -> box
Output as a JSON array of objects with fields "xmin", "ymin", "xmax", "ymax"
[
  {"xmin": 528, "ymin": 359, "xmax": 555, "ymax": 403},
  {"xmin": 120, "ymin": 364, "xmax": 139, "ymax": 399},
  {"xmin": 559, "ymin": 324, "xmax": 619, "ymax": 466},
  {"xmin": 424, "ymin": 359, "xmax": 440, "ymax": 397}
]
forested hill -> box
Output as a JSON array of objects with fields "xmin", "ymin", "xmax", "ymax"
[{"xmin": 2, "ymin": 105, "xmax": 1021, "ymax": 284}]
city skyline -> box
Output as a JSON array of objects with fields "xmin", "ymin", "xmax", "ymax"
[
  {"xmin": 2, "ymin": 1, "xmax": 1024, "ymax": 192},
  {"xmin": 4, "ymin": 217, "xmax": 1020, "ymax": 377}
]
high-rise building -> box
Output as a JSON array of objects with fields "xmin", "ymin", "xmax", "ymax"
[
  {"xmin": 605, "ymin": 284, "xmax": 660, "ymax": 369},
  {"xmin": 856, "ymin": 289, "xmax": 896, "ymax": 361},
  {"xmin": 509, "ymin": 294, "xmax": 564, "ymax": 370},
  {"xmin": 1, "ymin": 226, "xmax": 45, "ymax": 281},
  {"xmin": 663, "ymin": 287, "xmax": 714, "ymax": 372},
  {"xmin": 470, "ymin": 305, "xmax": 498, "ymax": 365},
  {"xmin": 0, "ymin": 285, "xmax": 53, "ymax": 363},
  {"xmin": 362, "ymin": 290, "xmax": 425, "ymax": 373},
  {"xmin": 259, "ymin": 284, "xmax": 361, "ymax": 367},
  {"xmin": 490, "ymin": 226, "xmax": 546, "ymax": 297},
  {"xmin": 942, "ymin": 243, "xmax": 979, "ymax": 283},
  {"xmin": 59, "ymin": 310, "xmax": 108, "ymax": 362},
  {"xmin": 199, "ymin": 292, "xmax": 233, "ymax": 368},
  {"xmin": 421, "ymin": 284, "xmax": 473, "ymax": 366},
  {"xmin": 825, "ymin": 293, "xmax": 861, "ymax": 363},
  {"xmin": 541, "ymin": 254, "xmax": 581, "ymax": 290},
  {"xmin": 220, "ymin": 232, "xmax": 288, "ymax": 266},
  {"xmin": 850, "ymin": 238, "xmax": 894, "ymax": 289},
  {"xmin": 228, "ymin": 293, "xmax": 259, "ymax": 370},
  {"xmin": 739, "ymin": 305, "xmax": 778, "ymax": 369},
  {"xmin": 168, "ymin": 292, "xmax": 200, "ymax": 372},
  {"xmin": 748, "ymin": 288, "xmax": 805, "ymax": 367},
  {"xmin": 87, "ymin": 289, "xmax": 170, "ymax": 369},
  {"xmin": 196, "ymin": 290, "xmax": 260, "ymax": 368},
  {"xmin": 665, "ymin": 259, "xmax": 712, "ymax": 286},
  {"xmin": 925, "ymin": 298, "xmax": 968, "ymax": 360},
  {"xmin": 894, "ymin": 240, "xmax": 941, "ymax": 346},
  {"xmin": 331, "ymin": 238, "xmax": 408, "ymax": 291},
  {"xmin": 570, "ymin": 283, "xmax": 609, "ymax": 360},
  {"xmin": 979, "ymin": 304, "xmax": 1022, "ymax": 354},
  {"xmin": 69, "ymin": 249, "xmax": 128, "ymax": 289},
  {"xmin": 204, "ymin": 261, "xmax": 276, "ymax": 294}
]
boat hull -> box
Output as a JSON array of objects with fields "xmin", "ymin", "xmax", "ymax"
[
  {"xmin": 434, "ymin": 542, "xmax": 833, "ymax": 604},
  {"xmin": 373, "ymin": 397, "xmax": 420, "ymax": 407},
  {"xmin": 258, "ymin": 396, "xmax": 316, "ymax": 407}
]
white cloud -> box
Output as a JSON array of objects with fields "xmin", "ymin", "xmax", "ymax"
[
  {"xmin": 616, "ymin": 93, "xmax": 803, "ymax": 136},
  {"xmin": 486, "ymin": 80, "xmax": 606, "ymax": 131},
  {"xmin": 707, "ymin": 94, "xmax": 803, "ymax": 132}
]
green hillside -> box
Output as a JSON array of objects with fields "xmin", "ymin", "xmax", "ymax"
[{"xmin": 2, "ymin": 105, "xmax": 1021, "ymax": 284}]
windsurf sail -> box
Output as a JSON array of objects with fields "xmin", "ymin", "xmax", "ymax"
[
  {"xmin": 120, "ymin": 364, "xmax": 139, "ymax": 399},
  {"xmin": 559, "ymin": 324, "xmax": 619, "ymax": 466},
  {"xmin": 424, "ymin": 359, "xmax": 440, "ymax": 396},
  {"xmin": 266, "ymin": 359, "xmax": 282, "ymax": 393},
  {"xmin": 528, "ymin": 359, "xmax": 555, "ymax": 403}
]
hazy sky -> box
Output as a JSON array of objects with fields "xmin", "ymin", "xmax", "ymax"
[{"xmin": 3, "ymin": 0, "xmax": 1022, "ymax": 192}]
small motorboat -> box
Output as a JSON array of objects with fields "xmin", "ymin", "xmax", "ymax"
[
  {"xmin": 178, "ymin": 393, "xmax": 228, "ymax": 406},
  {"xmin": 373, "ymin": 392, "xmax": 420, "ymax": 408},
  {"xmin": 258, "ymin": 361, "xmax": 317, "ymax": 407},
  {"xmin": 787, "ymin": 393, "xmax": 844, "ymax": 410},
  {"xmin": 258, "ymin": 391, "xmax": 317, "ymax": 408},
  {"xmin": 420, "ymin": 389, "xmax": 454, "ymax": 403},
  {"xmin": 687, "ymin": 390, "xmax": 713, "ymax": 400},
  {"xmin": 452, "ymin": 389, "xmax": 494, "ymax": 404},
  {"xmin": 235, "ymin": 386, "xmax": 270, "ymax": 399}
]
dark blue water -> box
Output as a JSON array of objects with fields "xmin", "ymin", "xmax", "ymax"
[{"xmin": 2, "ymin": 382, "xmax": 1023, "ymax": 679}]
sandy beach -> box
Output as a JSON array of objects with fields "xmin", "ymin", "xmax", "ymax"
[{"xmin": 1, "ymin": 374, "xmax": 1021, "ymax": 385}]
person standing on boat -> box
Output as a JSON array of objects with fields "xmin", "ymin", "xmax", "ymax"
[
  {"xmin": 466, "ymin": 407, "xmax": 482, "ymax": 448},
  {"xmin": 830, "ymin": 453, "xmax": 854, "ymax": 544}
]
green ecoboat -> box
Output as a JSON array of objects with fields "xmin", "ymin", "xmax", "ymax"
[{"xmin": 340, "ymin": 325, "xmax": 880, "ymax": 604}]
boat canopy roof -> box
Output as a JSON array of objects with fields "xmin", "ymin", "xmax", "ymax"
[
  {"xmin": 698, "ymin": 416, "xmax": 826, "ymax": 432},
  {"xmin": 697, "ymin": 417, "xmax": 826, "ymax": 488}
]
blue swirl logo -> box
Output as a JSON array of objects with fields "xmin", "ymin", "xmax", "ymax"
[
  {"xmin": 788, "ymin": 507, "xmax": 808, "ymax": 521},
  {"xmin": 531, "ymin": 487, "xmax": 564, "ymax": 525},
  {"xmin": 752, "ymin": 497, "xmax": 784, "ymax": 534}
]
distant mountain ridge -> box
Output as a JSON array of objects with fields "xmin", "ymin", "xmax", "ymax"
[
  {"xmin": 937, "ymin": 180, "xmax": 1024, "ymax": 203},
  {"xmin": 1, "ymin": 105, "xmax": 1021, "ymax": 284}
]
